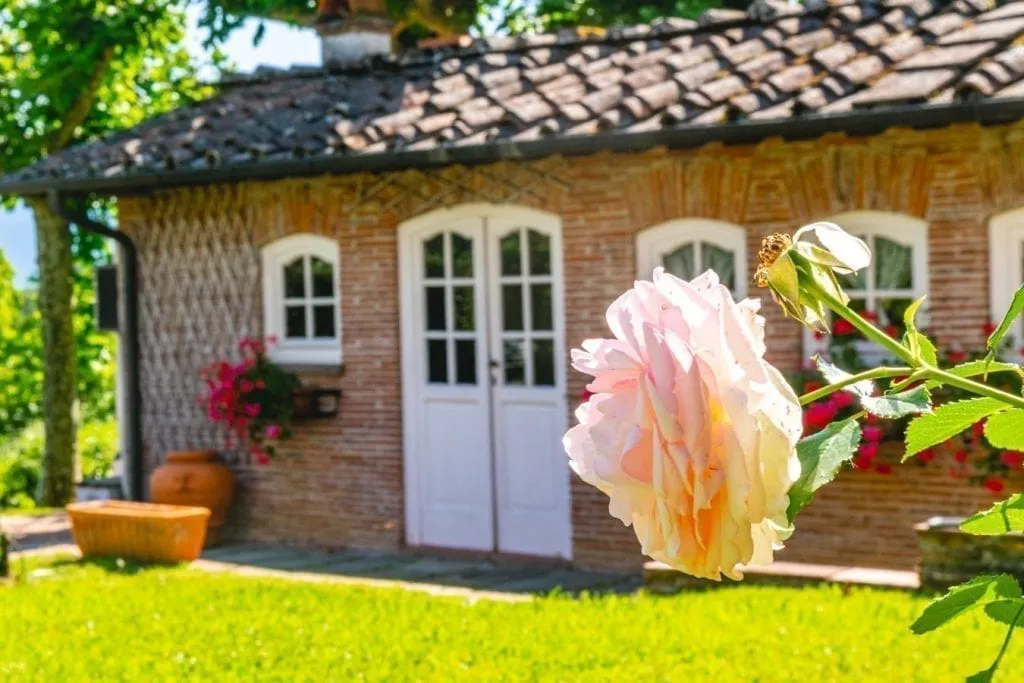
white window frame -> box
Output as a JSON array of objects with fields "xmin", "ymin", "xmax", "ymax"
[
  {"xmin": 261, "ymin": 233, "xmax": 342, "ymax": 366},
  {"xmin": 635, "ymin": 218, "xmax": 748, "ymax": 297},
  {"xmin": 805, "ymin": 211, "xmax": 929, "ymax": 359},
  {"xmin": 989, "ymin": 207, "xmax": 1024, "ymax": 357}
]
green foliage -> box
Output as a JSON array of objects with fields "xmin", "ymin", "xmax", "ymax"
[
  {"xmin": 983, "ymin": 409, "xmax": 1024, "ymax": 452},
  {"xmin": 500, "ymin": 0, "xmax": 740, "ymax": 32},
  {"xmin": 986, "ymin": 283, "xmax": 1024, "ymax": 363},
  {"xmin": 4, "ymin": 559, "xmax": 1024, "ymax": 680},
  {"xmin": 861, "ymin": 386, "xmax": 932, "ymax": 419},
  {"xmin": 904, "ymin": 398, "xmax": 1010, "ymax": 460},
  {"xmin": 787, "ymin": 418, "xmax": 861, "ymax": 522},
  {"xmin": 912, "ymin": 575, "xmax": 1022, "ymax": 635},
  {"xmin": 903, "ymin": 296, "xmax": 937, "ymax": 365},
  {"xmin": 961, "ymin": 494, "xmax": 1024, "ymax": 536},
  {"xmin": 0, "ymin": 420, "xmax": 118, "ymax": 509}
]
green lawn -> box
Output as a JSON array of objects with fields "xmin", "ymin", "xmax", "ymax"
[{"xmin": 1, "ymin": 558, "xmax": 1020, "ymax": 682}]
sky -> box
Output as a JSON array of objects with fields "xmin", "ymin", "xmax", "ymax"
[{"xmin": 0, "ymin": 5, "xmax": 321, "ymax": 287}]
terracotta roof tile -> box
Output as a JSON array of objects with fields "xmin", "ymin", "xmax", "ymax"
[{"xmin": 7, "ymin": 0, "xmax": 1024, "ymax": 189}]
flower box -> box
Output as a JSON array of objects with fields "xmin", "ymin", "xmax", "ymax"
[
  {"xmin": 915, "ymin": 516, "xmax": 1024, "ymax": 590},
  {"xmin": 293, "ymin": 387, "xmax": 342, "ymax": 419},
  {"xmin": 66, "ymin": 501, "xmax": 210, "ymax": 564}
]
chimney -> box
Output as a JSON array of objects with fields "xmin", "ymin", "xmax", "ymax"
[{"xmin": 316, "ymin": 0, "xmax": 394, "ymax": 67}]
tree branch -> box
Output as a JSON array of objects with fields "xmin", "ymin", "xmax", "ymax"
[{"xmin": 45, "ymin": 46, "xmax": 115, "ymax": 153}]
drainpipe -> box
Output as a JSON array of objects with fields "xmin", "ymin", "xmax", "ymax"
[{"xmin": 47, "ymin": 189, "xmax": 144, "ymax": 502}]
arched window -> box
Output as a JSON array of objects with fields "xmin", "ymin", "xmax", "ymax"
[
  {"xmin": 989, "ymin": 208, "xmax": 1024, "ymax": 356},
  {"xmin": 635, "ymin": 218, "xmax": 748, "ymax": 297},
  {"xmin": 806, "ymin": 211, "xmax": 929, "ymax": 358},
  {"xmin": 261, "ymin": 233, "xmax": 341, "ymax": 365}
]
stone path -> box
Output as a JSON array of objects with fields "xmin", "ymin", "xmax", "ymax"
[
  {"xmin": 195, "ymin": 544, "xmax": 642, "ymax": 602},
  {"xmin": 645, "ymin": 559, "xmax": 919, "ymax": 592},
  {"xmin": 1, "ymin": 513, "xmax": 72, "ymax": 552}
]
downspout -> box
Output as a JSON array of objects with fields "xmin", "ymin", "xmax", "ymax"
[{"xmin": 47, "ymin": 189, "xmax": 144, "ymax": 502}]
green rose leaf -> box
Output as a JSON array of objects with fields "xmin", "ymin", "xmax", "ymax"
[
  {"xmin": 911, "ymin": 574, "xmax": 1022, "ymax": 635},
  {"xmin": 787, "ymin": 418, "xmax": 861, "ymax": 523},
  {"xmin": 861, "ymin": 386, "xmax": 932, "ymax": 419},
  {"xmin": 904, "ymin": 398, "xmax": 1010, "ymax": 461},
  {"xmin": 984, "ymin": 409, "xmax": 1024, "ymax": 451},
  {"xmin": 814, "ymin": 355, "xmax": 874, "ymax": 396},
  {"xmin": 901, "ymin": 296, "xmax": 938, "ymax": 364},
  {"xmin": 987, "ymin": 283, "xmax": 1024, "ymax": 360},
  {"xmin": 961, "ymin": 494, "xmax": 1024, "ymax": 536},
  {"xmin": 984, "ymin": 599, "xmax": 1024, "ymax": 628}
]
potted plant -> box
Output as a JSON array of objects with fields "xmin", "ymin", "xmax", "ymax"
[{"xmin": 150, "ymin": 337, "xmax": 301, "ymax": 544}]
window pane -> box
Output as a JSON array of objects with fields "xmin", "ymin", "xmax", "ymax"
[
  {"xmin": 530, "ymin": 284, "xmax": 553, "ymax": 331},
  {"xmin": 427, "ymin": 339, "xmax": 448, "ymax": 384},
  {"xmin": 455, "ymin": 340, "xmax": 477, "ymax": 385},
  {"xmin": 528, "ymin": 230, "xmax": 551, "ymax": 275},
  {"xmin": 702, "ymin": 243, "xmax": 736, "ymax": 290},
  {"xmin": 503, "ymin": 285, "xmax": 524, "ymax": 331},
  {"xmin": 426, "ymin": 287, "xmax": 446, "ymax": 331},
  {"xmin": 662, "ymin": 243, "xmax": 695, "ymax": 280},
  {"xmin": 285, "ymin": 305, "xmax": 307, "ymax": 339},
  {"xmin": 311, "ymin": 257, "xmax": 334, "ymax": 297},
  {"xmin": 424, "ymin": 234, "xmax": 444, "ymax": 278},
  {"xmin": 878, "ymin": 297, "xmax": 914, "ymax": 330},
  {"xmin": 533, "ymin": 339, "xmax": 555, "ymax": 387},
  {"xmin": 284, "ymin": 258, "xmax": 306, "ymax": 298},
  {"xmin": 451, "ymin": 233, "xmax": 474, "ymax": 278},
  {"xmin": 501, "ymin": 231, "xmax": 522, "ymax": 276},
  {"xmin": 453, "ymin": 286, "xmax": 474, "ymax": 332},
  {"xmin": 874, "ymin": 237, "xmax": 913, "ymax": 290},
  {"xmin": 313, "ymin": 305, "xmax": 335, "ymax": 339},
  {"xmin": 504, "ymin": 339, "xmax": 526, "ymax": 385}
]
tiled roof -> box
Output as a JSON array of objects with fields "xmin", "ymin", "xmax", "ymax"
[{"xmin": 6, "ymin": 0, "xmax": 1024, "ymax": 193}]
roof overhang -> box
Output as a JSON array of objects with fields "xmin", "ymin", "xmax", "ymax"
[{"xmin": 5, "ymin": 97, "xmax": 1024, "ymax": 198}]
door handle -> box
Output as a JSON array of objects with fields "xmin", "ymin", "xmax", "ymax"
[{"xmin": 489, "ymin": 359, "xmax": 500, "ymax": 369}]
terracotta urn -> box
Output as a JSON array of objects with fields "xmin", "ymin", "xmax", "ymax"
[{"xmin": 150, "ymin": 450, "xmax": 235, "ymax": 546}]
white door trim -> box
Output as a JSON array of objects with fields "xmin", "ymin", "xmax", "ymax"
[
  {"xmin": 399, "ymin": 203, "xmax": 570, "ymax": 557},
  {"xmin": 635, "ymin": 218, "xmax": 748, "ymax": 296}
]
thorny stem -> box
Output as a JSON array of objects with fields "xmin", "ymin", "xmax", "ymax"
[
  {"xmin": 798, "ymin": 366, "xmax": 912, "ymax": 406},
  {"xmin": 984, "ymin": 603, "xmax": 1024, "ymax": 682},
  {"xmin": 811, "ymin": 283, "xmax": 1024, "ymax": 411}
]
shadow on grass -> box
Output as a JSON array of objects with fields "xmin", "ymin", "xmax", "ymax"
[{"xmin": 47, "ymin": 555, "xmax": 186, "ymax": 576}]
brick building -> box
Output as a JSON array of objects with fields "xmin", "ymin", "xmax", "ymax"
[{"xmin": 5, "ymin": 0, "xmax": 1024, "ymax": 571}]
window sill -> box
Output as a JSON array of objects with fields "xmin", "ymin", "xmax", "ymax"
[{"xmin": 276, "ymin": 362, "xmax": 344, "ymax": 377}]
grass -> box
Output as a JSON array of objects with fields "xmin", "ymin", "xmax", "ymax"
[
  {"xmin": 1, "ymin": 557, "xmax": 1021, "ymax": 682},
  {"xmin": 0, "ymin": 506, "xmax": 62, "ymax": 518}
]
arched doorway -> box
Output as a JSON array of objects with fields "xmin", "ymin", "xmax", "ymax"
[{"xmin": 398, "ymin": 204, "xmax": 571, "ymax": 559}]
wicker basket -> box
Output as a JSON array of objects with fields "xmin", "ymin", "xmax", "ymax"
[{"xmin": 66, "ymin": 501, "xmax": 211, "ymax": 563}]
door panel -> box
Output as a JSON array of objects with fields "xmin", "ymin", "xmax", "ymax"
[
  {"xmin": 487, "ymin": 216, "xmax": 571, "ymax": 559},
  {"xmin": 402, "ymin": 207, "xmax": 570, "ymax": 560},
  {"xmin": 411, "ymin": 218, "xmax": 493, "ymax": 552}
]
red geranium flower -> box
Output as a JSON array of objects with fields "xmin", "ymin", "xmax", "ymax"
[
  {"xmin": 853, "ymin": 455, "xmax": 873, "ymax": 471},
  {"xmin": 832, "ymin": 391, "xmax": 855, "ymax": 410},
  {"xmin": 983, "ymin": 322, "xmax": 997, "ymax": 337},
  {"xmin": 884, "ymin": 325, "xmax": 900, "ymax": 339},
  {"xmin": 954, "ymin": 449, "xmax": 969, "ymax": 464},
  {"xmin": 863, "ymin": 425, "xmax": 884, "ymax": 443},
  {"xmin": 1000, "ymin": 451, "xmax": 1024, "ymax": 469},
  {"xmin": 875, "ymin": 463, "xmax": 893, "ymax": 475},
  {"xmin": 834, "ymin": 319, "xmax": 856, "ymax": 336},
  {"xmin": 972, "ymin": 420, "xmax": 987, "ymax": 440},
  {"xmin": 862, "ymin": 310, "xmax": 878, "ymax": 323},
  {"xmin": 948, "ymin": 350, "xmax": 968, "ymax": 364},
  {"xmin": 917, "ymin": 449, "xmax": 935, "ymax": 463},
  {"xmin": 983, "ymin": 477, "xmax": 1006, "ymax": 494},
  {"xmin": 803, "ymin": 380, "xmax": 824, "ymax": 393}
]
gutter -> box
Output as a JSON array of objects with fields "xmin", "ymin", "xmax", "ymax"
[
  {"xmin": 47, "ymin": 190, "xmax": 144, "ymax": 502},
  {"xmin": 5, "ymin": 97, "xmax": 1024, "ymax": 197}
]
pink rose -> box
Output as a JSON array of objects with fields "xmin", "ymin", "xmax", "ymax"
[{"xmin": 563, "ymin": 269, "xmax": 802, "ymax": 580}]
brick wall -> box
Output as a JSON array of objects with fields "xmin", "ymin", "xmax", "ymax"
[{"xmin": 119, "ymin": 120, "xmax": 1024, "ymax": 572}]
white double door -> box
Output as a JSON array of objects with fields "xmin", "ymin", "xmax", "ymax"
[{"xmin": 400, "ymin": 207, "xmax": 571, "ymax": 559}]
